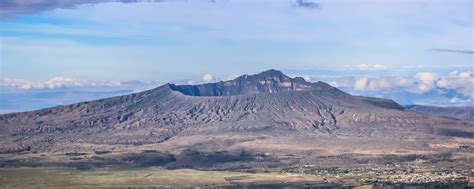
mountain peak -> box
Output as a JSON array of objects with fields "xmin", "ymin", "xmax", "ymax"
[
  {"xmin": 235, "ymin": 69, "xmax": 290, "ymax": 82},
  {"xmin": 169, "ymin": 69, "xmax": 313, "ymax": 96},
  {"xmin": 259, "ymin": 69, "xmax": 287, "ymax": 77}
]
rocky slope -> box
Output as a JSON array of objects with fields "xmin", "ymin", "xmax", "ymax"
[
  {"xmin": 0, "ymin": 70, "xmax": 472, "ymax": 168},
  {"xmin": 405, "ymin": 105, "xmax": 474, "ymax": 122}
]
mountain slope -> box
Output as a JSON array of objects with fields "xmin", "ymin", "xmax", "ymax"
[
  {"xmin": 0, "ymin": 70, "xmax": 472, "ymax": 168},
  {"xmin": 406, "ymin": 105, "xmax": 474, "ymax": 122}
]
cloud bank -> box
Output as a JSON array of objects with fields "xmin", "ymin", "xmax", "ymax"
[
  {"xmin": 329, "ymin": 70, "xmax": 473, "ymax": 105},
  {"xmin": 0, "ymin": 76, "xmax": 123, "ymax": 89}
]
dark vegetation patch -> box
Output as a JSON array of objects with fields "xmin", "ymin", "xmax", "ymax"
[
  {"xmin": 0, "ymin": 150, "xmax": 274, "ymax": 170},
  {"xmin": 143, "ymin": 150, "xmax": 158, "ymax": 153},
  {"xmin": 374, "ymin": 152, "xmax": 452, "ymax": 164},
  {"xmin": 119, "ymin": 152, "xmax": 176, "ymax": 166},
  {"xmin": 439, "ymin": 129, "xmax": 474, "ymax": 138},
  {"xmin": 166, "ymin": 149, "xmax": 271, "ymax": 170},
  {"xmin": 0, "ymin": 150, "xmax": 456, "ymax": 172},
  {"xmin": 65, "ymin": 152, "xmax": 88, "ymax": 156},
  {"xmin": 94, "ymin": 150, "xmax": 111, "ymax": 155}
]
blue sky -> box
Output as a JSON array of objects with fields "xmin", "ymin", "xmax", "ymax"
[{"xmin": 0, "ymin": 0, "xmax": 473, "ymax": 112}]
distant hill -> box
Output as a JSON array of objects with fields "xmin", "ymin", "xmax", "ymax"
[{"xmin": 405, "ymin": 105, "xmax": 474, "ymax": 122}]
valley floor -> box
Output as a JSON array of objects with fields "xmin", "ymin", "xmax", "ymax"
[{"xmin": 0, "ymin": 165, "xmax": 472, "ymax": 189}]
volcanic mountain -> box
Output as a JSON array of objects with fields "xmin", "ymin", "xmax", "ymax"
[{"xmin": 0, "ymin": 70, "xmax": 472, "ymax": 168}]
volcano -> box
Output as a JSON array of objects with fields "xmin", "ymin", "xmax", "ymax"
[{"xmin": 0, "ymin": 70, "xmax": 472, "ymax": 168}]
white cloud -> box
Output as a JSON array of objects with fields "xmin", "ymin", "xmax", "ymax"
[
  {"xmin": 449, "ymin": 96, "xmax": 471, "ymax": 104},
  {"xmin": 324, "ymin": 70, "xmax": 473, "ymax": 106},
  {"xmin": 402, "ymin": 65, "xmax": 424, "ymax": 69},
  {"xmin": 352, "ymin": 64, "xmax": 387, "ymax": 70},
  {"xmin": 355, "ymin": 64, "xmax": 370, "ymax": 70},
  {"xmin": 330, "ymin": 70, "xmax": 473, "ymax": 101},
  {"xmin": 408, "ymin": 72, "xmax": 439, "ymax": 93},
  {"xmin": 329, "ymin": 76, "xmax": 355, "ymax": 88},
  {"xmin": 435, "ymin": 79, "xmax": 449, "ymax": 88},
  {"xmin": 0, "ymin": 78, "xmax": 44, "ymax": 89},
  {"xmin": 394, "ymin": 77, "xmax": 413, "ymax": 88},
  {"xmin": 435, "ymin": 71, "xmax": 473, "ymax": 98},
  {"xmin": 415, "ymin": 72, "xmax": 438, "ymax": 84},
  {"xmin": 373, "ymin": 64, "xmax": 387, "ymax": 69},
  {"xmin": 0, "ymin": 76, "xmax": 122, "ymax": 90},
  {"xmin": 353, "ymin": 77, "xmax": 391, "ymax": 91},
  {"xmin": 368, "ymin": 78, "xmax": 391, "ymax": 90},
  {"xmin": 45, "ymin": 76, "xmax": 75, "ymax": 89},
  {"xmin": 187, "ymin": 80, "xmax": 195, "ymax": 85},
  {"xmin": 353, "ymin": 77, "xmax": 369, "ymax": 91},
  {"xmin": 460, "ymin": 72, "xmax": 470, "ymax": 79},
  {"xmin": 202, "ymin": 74, "xmax": 214, "ymax": 82},
  {"xmin": 302, "ymin": 75, "xmax": 311, "ymax": 81},
  {"xmin": 413, "ymin": 83, "xmax": 431, "ymax": 93}
]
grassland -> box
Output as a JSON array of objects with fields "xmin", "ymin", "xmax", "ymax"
[
  {"xmin": 0, "ymin": 167, "xmax": 338, "ymax": 189},
  {"xmin": 1, "ymin": 166, "xmax": 471, "ymax": 189}
]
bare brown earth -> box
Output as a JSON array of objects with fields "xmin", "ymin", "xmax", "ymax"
[{"xmin": 0, "ymin": 69, "xmax": 473, "ymax": 171}]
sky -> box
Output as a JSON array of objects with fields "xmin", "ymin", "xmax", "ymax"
[{"xmin": 0, "ymin": 0, "xmax": 473, "ymax": 112}]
